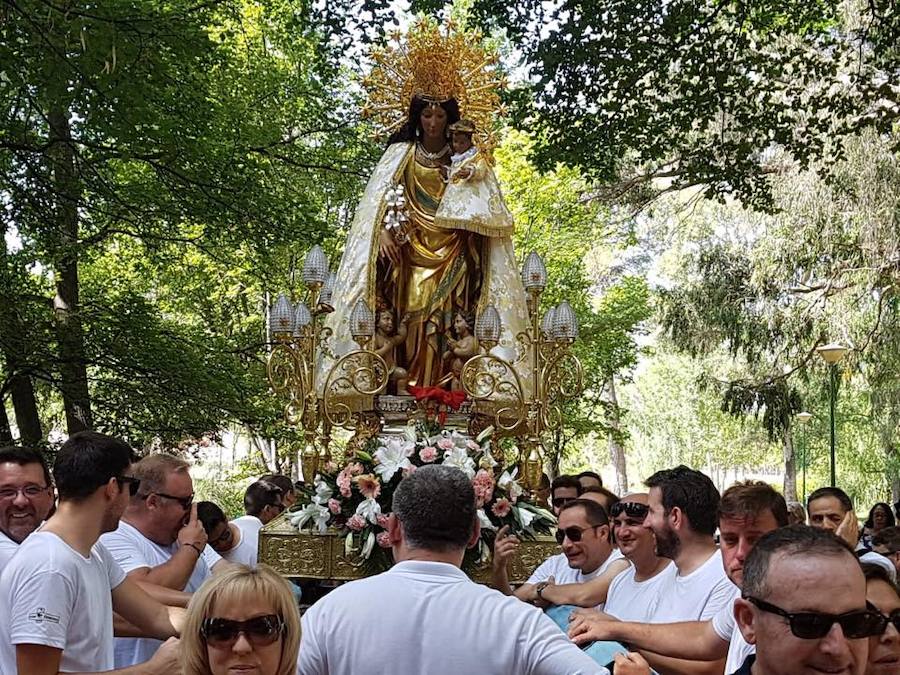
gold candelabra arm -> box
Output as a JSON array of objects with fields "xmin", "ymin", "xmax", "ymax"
[
  {"xmin": 267, "ymin": 342, "xmax": 311, "ymax": 426},
  {"xmin": 539, "ymin": 349, "xmax": 585, "ymax": 431},
  {"xmin": 323, "ymin": 349, "xmax": 389, "ymax": 430},
  {"xmin": 461, "ymin": 352, "xmax": 527, "ymax": 433}
]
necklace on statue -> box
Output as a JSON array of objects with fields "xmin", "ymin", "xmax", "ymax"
[{"xmin": 416, "ymin": 143, "xmax": 450, "ymax": 165}]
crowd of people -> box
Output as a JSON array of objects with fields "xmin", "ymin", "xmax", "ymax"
[{"xmin": 1, "ymin": 432, "xmax": 899, "ymax": 674}]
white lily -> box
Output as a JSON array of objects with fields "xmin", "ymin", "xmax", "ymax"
[
  {"xmin": 441, "ymin": 447, "xmax": 476, "ymax": 478},
  {"xmin": 312, "ymin": 478, "xmax": 333, "ymax": 505},
  {"xmin": 373, "ymin": 437, "xmax": 414, "ymax": 482},
  {"xmin": 293, "ymin": 502, "xmax": 331, "ymax": 534},
  {"xmin": 361, "ymin": 531, "xmax": 376, "ymax": 559},
  {"xmin": 498, "ymin": 468, "xmax": 524, "ymax": 502},
  {"xmin": 476, "ymin": 509, "xmax": 497, "ymax": 531},
  {"xmin": 403, "ymin": 423, "xmax": 417, "ymax": 443},
  {"xmin": 355, "ymin": 497, "xmax": 382, "ymax": 524},
  {"xmin": 516, "ymin": 506, "xmax": 535, "ymax": 530}
]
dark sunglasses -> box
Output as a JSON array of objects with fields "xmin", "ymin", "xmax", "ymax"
[
  {"xmin": 201, "ymin": 614, "xmax": 284, "ymax": 648},
  {"xmin": 610, "ymin": 502, "xmax": 649, "ymax": 520},
  {"xmin": 746, "ymin": 596, "xmax": 885, "ymax": 639},
  {"xmin": 866, "ymin": 604, "xmax": 900, "ymax": 635},
  {"xmin": 555, "ymin": 525, "xmax": 600, "ymax": 545},
  {"xmin": 552, "ymin": 496, "xmax": 576, "ymax": 508},
  {"xmin": 116, "ymin": 476, "xmax": 141, "ymax": 497},
  {"xmin": 146, "ymin": 491, "xmax": 193, "ymax": 510}
]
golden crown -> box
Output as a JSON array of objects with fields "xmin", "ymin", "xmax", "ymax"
[{"xmin": 361, "ymin": 17, "xmax": 505, "ymax": 158}]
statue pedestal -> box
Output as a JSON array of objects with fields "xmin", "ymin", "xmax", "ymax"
[{"xmin": 259, "ymin": 512, "xmax": 557, "ymax": 585}]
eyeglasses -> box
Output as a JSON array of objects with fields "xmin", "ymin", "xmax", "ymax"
[
  {"xmin": 555, "ymin": 525, "xmax": 600, "ymax": 545},
  {"xmin": 146, "ymin": 491, "xmax": 193, "ymax": 510},
  {"xmin": 209, "ymin": 526, "xmax": 233, "ymax": 548},
  {"xmin": 0, "ymin": 484, "xmax": 50, "ymax": 500},
  {"xmin": 867, "ymin": 605, "xmax": 900, "ymax": 635},
  {"xmin": 610, "ymin": 501, "xmax": 650, "ymax": 520},
  {"xmin": 745, "ymin": 596, "xmax": 885, "ymax": 639},
  {"xmin": 552, "ymin": 496, "xmax": 576, "ymax": 508},
  {"xmin": 115, "ymin": 476, "xmax": 141, "ymax": 497},
  {"xmin": 201, "ymin": 614, "xmax": 284, "ymax": 648}
]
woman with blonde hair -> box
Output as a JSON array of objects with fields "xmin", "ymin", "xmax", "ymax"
[{"xmin": 181, "ymin": 564, "xmax": 300, "ymax": 675}]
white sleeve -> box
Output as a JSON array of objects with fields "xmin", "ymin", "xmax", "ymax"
[
  {"xmin": 710, "ymin": 600, "xmax": 735, "ymax": 641},
  {"xmin": 526, "ymin": 556, "xmax": 558, "ymax": 585},
  {"xmin": 526, "ymin": 611, "xmax": 609, "ymax": 675},
  {"xmin": 297, "ymin": 608, "xmax": 328, "ymax": 675},
  {"xmin": 700, "ymin": 580, "xmax": 740, "ymax": 621},
  {"xmin": 8, "ymin": 569, "xmax": 74, "ymax": 650},
  {"xmin": 100, "ymin": 530, "xmax": 151, "ymax": 574},
  {"xmin": 95, "ymin": 542, "xmax": 127, "ymax": 589},
  {"xmin": 202, "ymin": 545, "xmax": 223, "ymax": 570}
]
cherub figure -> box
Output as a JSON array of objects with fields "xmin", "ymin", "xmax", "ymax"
[
  {"xmin": 374, "ymin": 308, "xmax": 410, "ymax": 395},
  {"xmin": 442, "ymin": 310, "xmax": 478, "ymax": 391}
]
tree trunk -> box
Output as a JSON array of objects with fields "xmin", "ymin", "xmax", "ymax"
[
  {"xmin": 606, "ymin": 376, "xmax": 628, "ymax": 495},
  {"xmin": 782, "ymin": 427, "xmax": 798, "ymax": 502},
  {"xmin": 0, "ymin": 394, "xmax": 12, "ymax": 444},
  {"xmin": 9, "ymin": 374, "xmax": 43, "ymax": 445},
  {"xmin": 48, "ymin": 105, "xmax": 92, "ymax": 433}
]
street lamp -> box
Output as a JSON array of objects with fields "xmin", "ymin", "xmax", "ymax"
[
  {"xmin": 794, "ymin": 411, "xmax": 813, "ymax": 501},
  {"xmin": 816, "ymin": 343, "xmax": 848, "ymax": 487}
]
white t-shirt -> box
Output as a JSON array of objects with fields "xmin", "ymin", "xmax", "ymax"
[
  {"xmin": 100, "ymin": 520, "xmax": 215, "ymax": 667},
  {"xmin": 298, "ymin": 560, "xmax": 608, "ymax": 675},
  {"xmin": 222, "ymin": 515, "xmax": 263, "ymax": 566},
  {"xmin": 0, "ymin": 532, "xmax": 126, "ymax": 673},
  {"xmin": 0, "ymin": 530, "xmax": 20, "ymax": 572},
  {"xmin": 651, "ymin": 549, "xmax": 739, "ymax": 623},
  {"xmin": 527, "ymin": 548, "xmax": 626, "ymax": 610},
  {"xmin": 604, "ymin": 561, "xmax": 674, "ymax": 622},
  {"xmin": 711, "ymin": 599, "xmax": 755, "ymax": 675}
]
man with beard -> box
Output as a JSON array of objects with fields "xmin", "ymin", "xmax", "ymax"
[
  {"xmin": 0, "ymin": 446, "xmax": 55, "ymax": 571},
  {"xmin": 570, "ymin": 481, "xmax": 788, "ymax": 674},
  {"xmin": 100, "ymin": 453, "xmax": 225, "ymax": 668},
  {"xmin": 733, "ymin": 525, "xmax": 877, "ymax": 674},
  {"xmin": 0, "ymin": 431, "xmax": 181, "ymax": 674}
]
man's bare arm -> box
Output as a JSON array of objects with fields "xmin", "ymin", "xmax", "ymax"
[
  {"xmin": 539, "ymin": 559, "xmax": 630, "ymax": 607},
  {"xmin": 16, "ymin": 637, "xmax": 180, "ymax": 675}
]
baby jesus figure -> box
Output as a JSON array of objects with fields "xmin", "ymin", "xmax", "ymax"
[
  {"xmin": 441, "ymin": 310, "xmax": 478, "ymax": 392},
  {"xmin": 374, "ymin": 308, "xmax": 410, "ymax": 395},
  {"xmin": 433, "ymin": 119, "xmax": 513, "ymax": 238}
]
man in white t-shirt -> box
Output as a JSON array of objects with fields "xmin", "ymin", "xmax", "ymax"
[
  {"xmin": 298, "ymin": 464, "xmax": 608, "ymax": 675},
  {"xmin": 100, "ymin": 452, "xmax": 223, "ymax": 668},
  {"xmin": 0, "ymin": 430, "xmax": 180, "ymax": 675},
  {"xmin": 571, "ymin": 480, "xmax": 790, "ymax": 674},
  {"xmin": 0, "ymin": 445, "xmax": 55, "ymax": 571},
  {"xmin": 541, "ymin": 494, "xmax": 672, "ymax": 620},
  {"xmin": 198, "ymin": 480, "xmax": 283, "ymax": 566}
]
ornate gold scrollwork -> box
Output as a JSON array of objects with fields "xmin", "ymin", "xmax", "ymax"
[
  {"xmin": 461, "ymin": 352, "xmax": 527, "ymax": 433},
  {"xmin": 323, "ymin": 349, "xmax": 390, "ymax": 430}
]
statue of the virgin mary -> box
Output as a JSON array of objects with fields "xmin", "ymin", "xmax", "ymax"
[{"xmin": 318, "ymin": 19, "xmax": 531, "ymax": 398}]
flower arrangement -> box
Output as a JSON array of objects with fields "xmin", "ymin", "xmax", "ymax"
[{"xmin": 288, "ymin": 419, "xmax": 556, "ymax": 574}]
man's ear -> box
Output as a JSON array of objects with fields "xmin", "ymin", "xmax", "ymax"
[
  {"xmin": 104, "ymin": 476, "xmax": 119, "ymax": 501},
  {"xmin": 466, "ymin": 515, "xmax": 481, "ymax": 549},
  {"xmin": 669, "ymin": 506, "xmax": 684, "ymax": 531},
  {"xmin": 734, "ymin": 598, "xmax": 758, "ymax": 645},
  {"xmin": 387, "ymin": 513, "xmax": 403, "ymax": 544}
]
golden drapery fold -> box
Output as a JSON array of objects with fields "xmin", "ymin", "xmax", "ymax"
[{"xmin": 318, "ymin": 142, "xmax": 532, "ymax": 398}]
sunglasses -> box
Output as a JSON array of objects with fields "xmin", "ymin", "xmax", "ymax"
[
  {"xmin": 201, "ymin": 614, "xmax": 284, "ymax": 648},
  {"xmin": 146, "ymin": 491, "xmax": 193, "ymax": 510},
  {"xmin": 552, "ymin": 496, "xmax": 576, "ymax": 508},
  {"xmin": 116, "ymin": 476, "xmax": 141, "ymax": 497},
  {"xmin": 555, "ymin": 525, "xmax": 600, "ymax": 545},
  {"xmin": 745, "ymin": 596, "xmax": 885, "ymax": 639},
  {"xmin": 610, "ymin": 502, "xmax": 649, "ymax": 520},
  {"xmin": 867, "ymin": 605, "xmax": 900, "ymax": 635}
]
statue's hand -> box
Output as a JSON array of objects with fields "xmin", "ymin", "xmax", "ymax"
[{"xmin": 379, "ymin": 228, "xmax": 403, "ymax": 266}]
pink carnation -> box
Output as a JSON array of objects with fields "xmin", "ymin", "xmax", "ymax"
[
  {"xmin": 492, "ymin": 498, "xmax": 512, "ymax": 518},
  {"xmin": 346, "ymin": 461, "xmax": 364, "ymax": 476},
  {"xmin": 355, "ymin": 474, "xmax": 381, "ymax": 500},
  {"xmin": 419, "ymin": 446, "xmax": 438, "ymax": 463},
  {"xmin": 472, "ymin": 469, "xmax": 496, "ymax": 508},
  {"xmin": 327, "ymin": 498, "xmax": 342, "ymax": 515},
  {"xmin": 336, "ymin": 470, "xmax": 352, "ymax": 498},
  {"xmin": 347, "ymin": 514, "xmax": 366, "ymax": 532},
  {"xmin": 437, "ymin": 437, "xmax": 455, "ymax": 450},
  {"xmin": 376, "ymin": 513, "xmax": 390, "ymax": 528},
  {"xmin": 377, "ymin": 532, "xmax": 392, "ymax": 548}
]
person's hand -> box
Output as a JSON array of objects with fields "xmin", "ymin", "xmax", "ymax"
[
  {"xmin": 530, "ymin": 576, "xmax": 554, "ymax": 608},
  {"xmin": 379, "ymin": 228, "xmax": 403, "ymax": 266},
  {"xmin": 612, "ymin": 652, "xmax": 651, "ymax": 675},
  {"xmin": 177, "ymin": 503, "xmax": 208, "ymax": 552},
  {"xmin": 400, "ymin": 313, "xmax": 410, "ymax": 324},
  {"xmin": 144, "ymin": 637, "xmax": 181, "ymax": 674},
  {"xmin": 836, "ymin": 510, "xmax": 860, "ymax": 548},
  {"xmin": 568, "ymin": 609, "xmax": 620, "ymax": 645},
  {"xmin": 492, "ymin": 525, "xmax": 520, "ymax": 571}
]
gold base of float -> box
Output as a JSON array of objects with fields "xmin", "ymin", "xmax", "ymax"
[{"xmin": 259, "ymin": 512, "xmax": 558, "ymax": 585}]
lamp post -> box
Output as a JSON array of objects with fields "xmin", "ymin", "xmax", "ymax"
[
  {"xmin": 794, "ymin": 411, "xmax": 813, "ymax": 501},
  {"xmin": 816, "ymin": 343, "xmax": 848, "ymax": 488}
]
